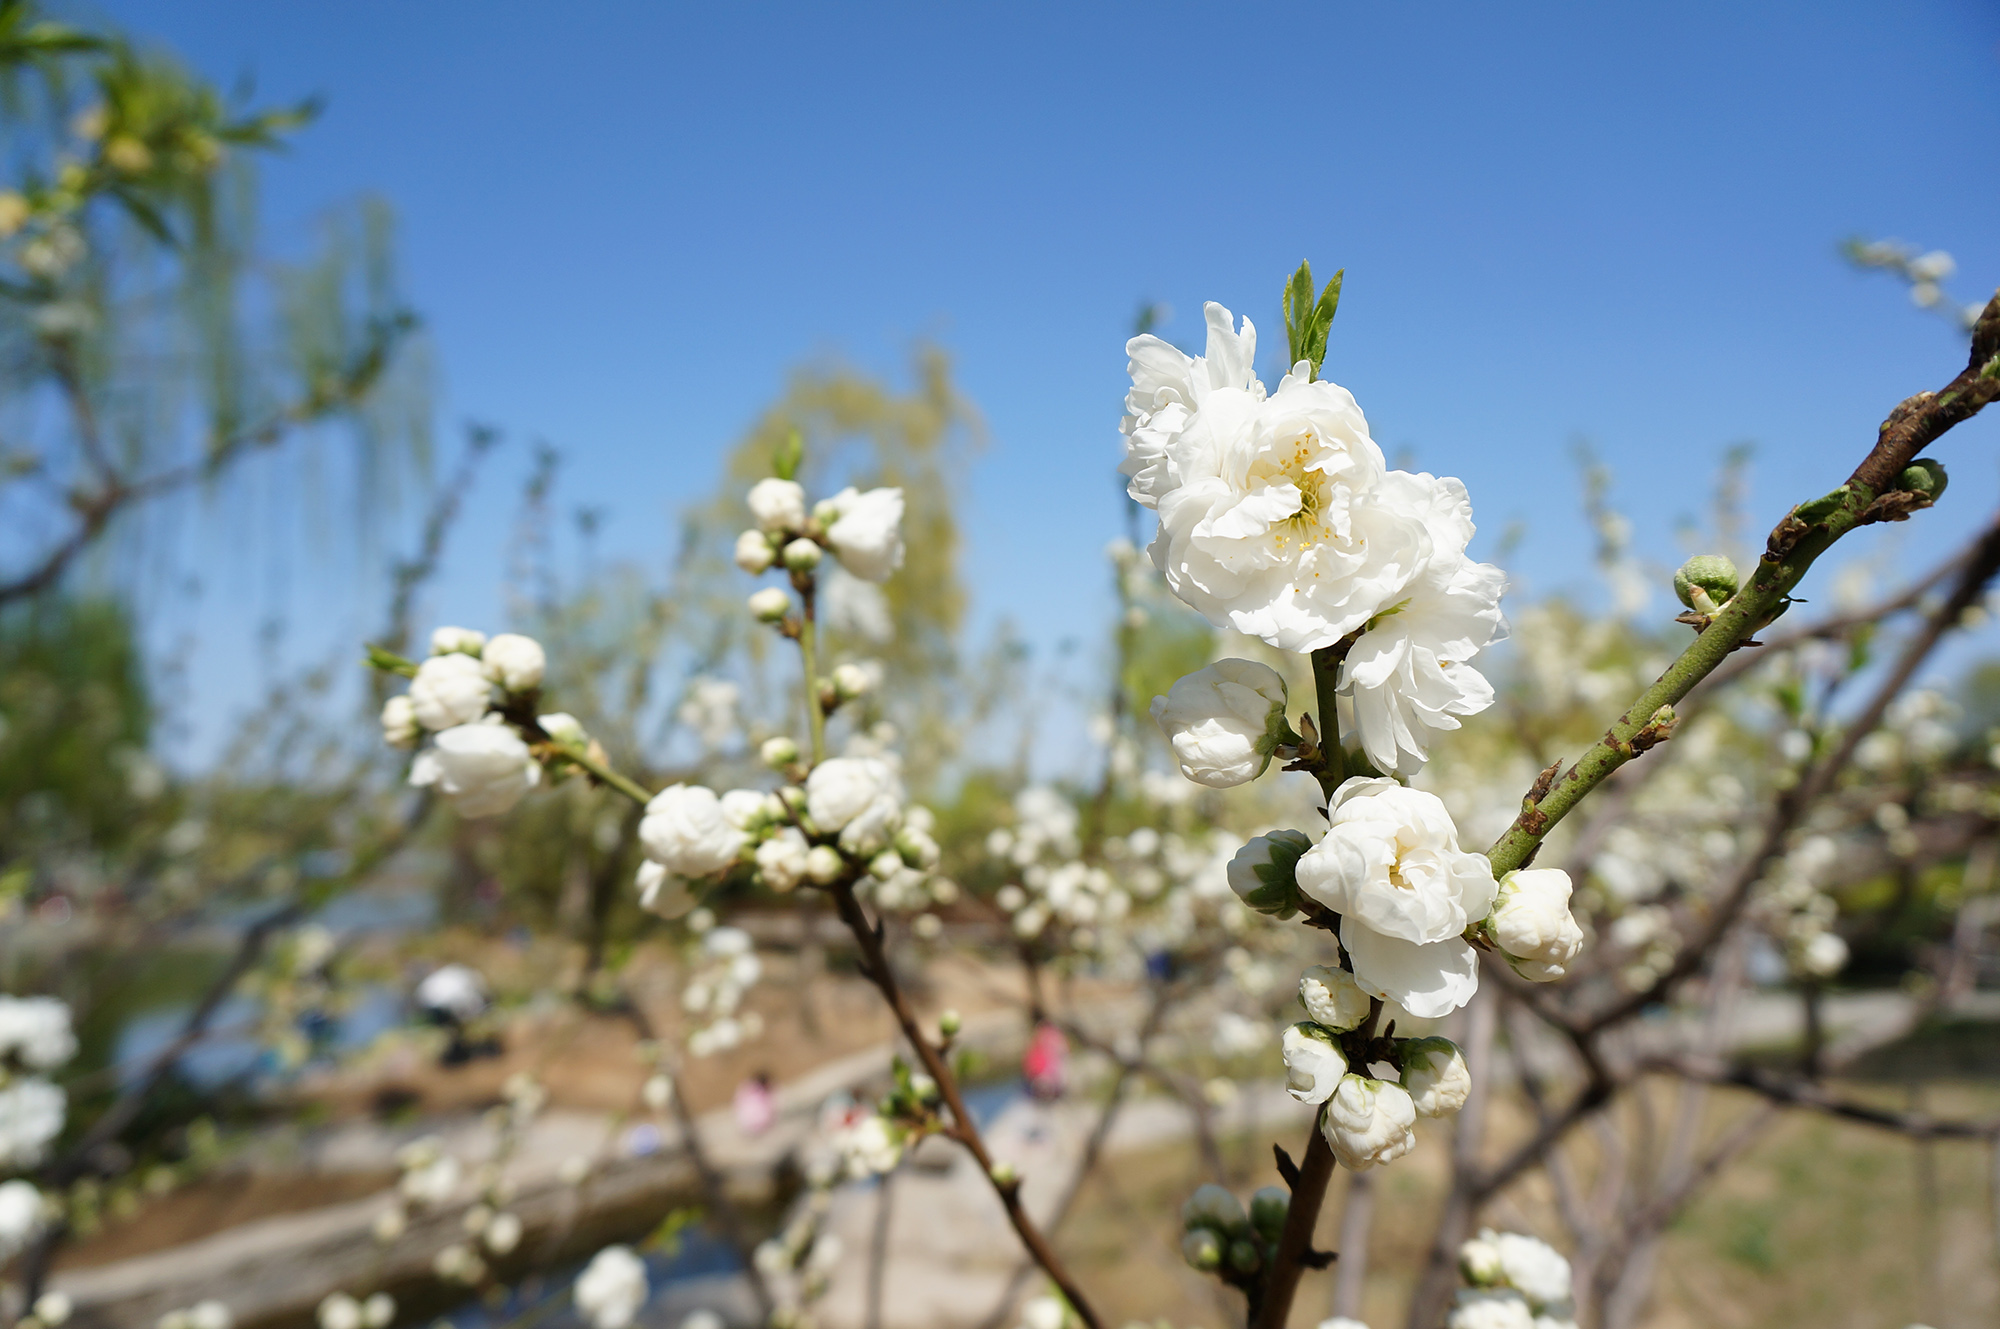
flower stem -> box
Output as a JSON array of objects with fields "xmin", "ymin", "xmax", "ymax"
[
  {"xmin": 565, "ymin": 747, "xmax": 653, "ymax": 808},
  {"xmin": 798, "ymin": 579, "xmax": 828, "ymax": 765},
  {"xmin": 1252, "ymin": 1124, "xmax": 1337, "ymax": 1329},
  {"xmin": 1309, "ymin": 641, "xmax": 1350, "ymax": 800}
]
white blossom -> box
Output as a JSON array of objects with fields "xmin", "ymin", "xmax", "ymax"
[
  {"xmin": 636, "ymin": 861, "xmax": 697, "ymax": 918},
  {"xmin": 316, "ymin": 1296, "xmax": 361, "ymax": 1329},
  {"xmin": 409, "ymin": 722, "xmax": 542, "ymax": 817},
  {"xmin": 0, "ymin": 996, "xmax": 75, "ymax": 1070},
  {"xmin": 805, "ymin": 757, "xmax": 902, "ymax": 833},
  {"xmin": 539, "ymin": 712, "xmax": 585, "ymax": 744},
  {"xmin": 1798, "ymin": 929, "xmax": 1848, "ymax": 977},
  {"xmin": 481, "ymin": 633, "xmax": 545, "ymax": 691},
  {"xmin": 1340, "ymin": 476, "xmax": 1506, "ymax": 776},
  {"xmin": 0, "ymin": 1078, "xmax": 64, "ymax": 1168},
  {"xmin": 747, "ymin": 478, "xmax": 808, "ymax": 534},
  {"xmin": 1019, "ymin": 1297, "xmax": 1068, "ymax": 1329},
  {"xmin": 756, "ymin": 828, "xmax": 812, "ymax": 892},
  {"xmin": 1295, "ymin": 778, "xmax": 1497, "ymax": 1018},
  {"xmin": 1298, "ymin": 964, "xmax": 1371, "ymax": 1032},
  {"xmin": 836, "ymin": 1114, "xmax": 903, "ymax": 1177},
  {"xmin": 823, "ymin": 486, "xmax": 906, "ymax": 582},
  {"xmin": 640, "ymin": 785, "xmax": 748, "ymax": 878},
  {"xmin": 416, "ymin": 965, "xmax": 488, "ymax": 1022},
  {"xmin": 1446, "ymin": 1292, "xmax": 1535, "ymax": 1329},
  {"xmin": 0, "ymin": 1179, "xmax": 44, "ymax": 1261},
  {"xmin": 1319, "ymin": 1074, "xmax": 1417, "ymax": 1171},
  {"xmin": 1490, "ymin": 1230, "xmax": 1573, "ymax": 1309},
  {"xmin": 735, "ymin": 529, "xmax": 777, "ymax": 574},
  {"xmin": 574, "ymin": 1245, "xmax": 649, "ymax": 1329},
  {"xmin": 1280, "ymin": 1022, "xmax": 1348, "ymax": 1105},
  {"xmin": 1488, "ymin": 869, "xmax": 1584, "ymax": 982},
  {"xmin": 32, "ymin": 1292, "xmax": 71, "ymax": 1327},
  {"xmin": 748, "ymin": 586, "xmax": 793, "ymax": 622},
  {"xmin": 1400, "ymin": 1037, "xmax": 1471, "ymax": 1117},
  {"xmin": 380, "ymin": 694, "xmax": 419, "ymax": 749},
  {"xmin": 1150, "ymin": 659, "xmax": 1291, "ymax": 788},
  {"xmin": 408, "ymin": 653, "xmax": 493, "ymax": 730},
  {"xmin": 1120, "ymin": 301, "xmax": 1263, "ymax": 506},
  {"xmin": 429, "ymin": 626, "xmax": 486, "ymax": 656}
]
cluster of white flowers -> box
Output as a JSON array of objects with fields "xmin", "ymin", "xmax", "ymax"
[
  {"xmin": 381, "ymin": 627, "xmax": 576, "ymax": 818},
  {"xmin": 1451, "ymin": 1229, "xmax": 1576, "ymax": 1329},
  {"xmin": 735, "ymin": 475, "xmax": 907, "ymax": 587},
  {"xmin": 1124, "ymin": 303, "xmax": 1506, "ymax": 775},
  {"xmin": 679, "ymin": 920, "xmax": 767, "ymax": 1058},
  {"xmin": 575, "ymin": 1244, "xmax": 650, "ymax": 1329},
  {"xmin": 313, "ymin": 1292, "xmax": 394, "ymax": 1329},
  {"xmin": 0, "ymin": 995, "xmax": 72, "ymax": 1176}
]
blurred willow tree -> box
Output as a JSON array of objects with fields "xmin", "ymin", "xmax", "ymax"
[{"xmin": 0, "ymin": 1, "xmax": 428, "ymax": 872}]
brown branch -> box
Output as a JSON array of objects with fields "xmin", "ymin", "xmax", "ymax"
[
  {"xmin": 825, "ymin": 878, "xmax": 1104, "ymax": 1329},
  {"xmin": 1657, "ymin": 1058, "xmax": 2000, "ymax": 1139}
]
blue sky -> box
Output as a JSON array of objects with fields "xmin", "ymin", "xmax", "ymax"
[{"xmin": 96, "ymin": 0, "xmax": 2000, "ymax": 759}]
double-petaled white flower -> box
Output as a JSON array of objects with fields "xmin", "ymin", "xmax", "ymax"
[
  {"xmin": 1298, "ymin": 964, "xmax": 1371, "ymax": 1032},
  {"xmin": 755, "ymin": 828, "xmax": 811, "ymax": 893},
  {"xmin": 639, "ymin": 785, "xmax": 747, "ymax": 879},
  {"xmin": 1339, "ymin": 475, "xmax": 1507, "ymax": 777},
  {"xmin": 574, "ymin": 1245, "xmax": 649, "ymax": 1329},
  {"xmin": 1319, "ymin": 1073, "xmax": 1417, "ymax": 1171},
  {"xmin": 747, "ymin": 478, "xmax": 808, "ymax": 535},
  {"xmin": 822, "ymin": 487, "xmax": 905, "ymax": 582},
  {"xmin": 408, "ymin": 653, "xmax": 493, "ymax": 731},
  {"xmin": 1295, "ymin": 778, "xmax": 1497, "ymax": 1018},
  {"xmin": 410, "ymin": 723, "xmax": 541, "ymax": 817},
  {"xmin": 1446, "ymin": 1292, "xmax": 1535, "ymax": 1329},
  {"xmin": 1280, "ymin": 1022, "xmax": 1348, "ymax": 1104},
  {"xmin": 0, "ymin": 996, "xmax": 75, "ymax": 1071},
  {"xmin": 1487, "ymin": 1230, "xmax": 1574, "ymax": 1311},
  {"xmin": 1488, "ymin": 869, "xmax": 1584, "ymax": 982},
  {"xmin": 481, "ymin": 633, "xmax": 546, "ymax": 692},
  {"xmin": 1150, "ymin": 659, "xmax": 1292, "ymax": 788},
  {"xmin": 804, "ymin": 757, "xmax": 902, "ymax": 835}
]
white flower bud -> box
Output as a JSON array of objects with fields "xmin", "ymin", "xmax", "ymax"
[
  {"xmin": 756, "ymin": 828, "xmax": 811, "ymax": 893},
  {"xmin": 1319, "ymin": 1074, "xmax": 1418, "ymax": 1171},
  {"xmin": 380, "ymin": 694, "xmax": 419, "ymax": 749},
  {"xmin": 409, "ymin": 723, "xmax": 541, "ymax": 817},
  {"xmin": 735, "ymin": 529, "xmax": 778, "ymax": 574},
  {"xmin": 1797, "ymin": 929, "xmax": 1848, "ymax": 978},
  {"xmin": 748, "ymin": 587, "xmax": 793, "ymax": 623},
  {"xmin": 409, "ymin": 653, "xmax": 494, "ymax": 730},
  {"xmin": 1280, "ymin": 1022, "xmax": 1348, "ymax": 1105},
  {"xmin": 748, "ymin": 478, "xmax": 808, "ymax": 534},
  {"xmin": 429, "ymin": 626, "xmax": 487, "ymax": 657},
  {"xmin": 782, "ymin": 537, "xmax": 822, "ymax": 572},
  {"xmin": 538, "ymin": 712, "xmax": 585, "ymax": 744},
  {"xmin": 1180, "ymin": 1183, "xmax": 1247, "ymax": 1233},
  {"xmin": 821, "ymin": 486, "xmax": 906, "ymax": 582},
  {"xmin": 831, "ymin": 661, "xmax": 875, "ymax": 700},
  {"xmin": 642, "ymin": 1074, "xmax": 674, "ymax": 1110},
  {"xmin": 869, "ymin": 849, "xmax": 902, "ymax": 880},
  {"xmin": 760, "ymin": 735, "xmax": 801, "ymax": 768},
  {"xmin": 640, "ymin": 785, "xmax": 747, "ymax": 878},
  {"xmin": 1227, "ymin": 830, "xmax": 1311, "ymax": 918},
  {"xmin": 32, "ymin": 1294, "xmax": 72, "ymax": 1328},
  {"xmin": 1149, "ymin": 659, "xmax": 1291, "ymax": 788},
  {"xmin": 317, "ymin": 1294, "xmax": 362, "ymax": 1329},
  {"xmin": 805, "ymin": 845, "xmax": 845, "ymax": 884},
  {"xmin": 1298, "ymin": 964, "xmax": 1371, "ymax": 1031},
  {"xmin": 372, "ymin": 1205, "xmax": 407, "ymax": 1243},
  {"xmin": 483, "ymin": 1211, "xmax": 522, "ymax": 1255},
  {"xmin": 896, "ymin": 826, "xmax": 940, "ymax": 870},
  {"xmin": 1488, "ymin": 869, "xmax": 1584, "ymax": 982},
  {"xmin": 1181, "ymin": 1227, "xmax": 1223, "ymax": 1271},
  {"xmin": 1459, "ymin": 1232, "xmax": 1504, "ymax": 1284},
  {"xmin": 574, "ymin": 1245, "xmax": 649, "ymax": 1329},
  {"xmin": 1400, "ymin": 1036, "xmax": 1471, "ymax": 1117},
  {"xmin": 635, "ymin": 861, "xmax": 697, "ymax": 919},
  {"xmin": 361, "ymin": 1296, "xmax": 393, "ymax": 1329},
  {"xmin": 481, "ymin": 633, "xmax": 545, "ymax": 691}
]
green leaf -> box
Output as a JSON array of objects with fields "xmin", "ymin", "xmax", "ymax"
[
  {"xmin": 364, "ymin": 643, "xmax": 418, "ymax": 677},
  {"xmin": 772, "ymin": 427, "xmax": 803, "ymax": 481},
  {"xmin": 1281, "ymin": 262, "xmax": 1344, "ymax": 381}
]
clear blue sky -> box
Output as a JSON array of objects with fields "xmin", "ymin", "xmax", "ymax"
[{"xmin": 99, "ymin": 0, "xmax": 2000, "ymax": 759}]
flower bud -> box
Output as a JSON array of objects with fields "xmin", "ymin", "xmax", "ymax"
[
  {"xmin": 1248, "ymin": 1186, "xmax": 1289, "ymax": 1243},
  {"xmin": 748, "ymin": 587, "xmax": 793, "ymax": 623},
  {"xmin": 1180, "ymin": 1227, "xmax": 1222, "ymax": 1271},
  {"xmin": 1459, "ymin": 1234, "xmax": 1503, "ymax": 1284},
  {"xmin": 1487, "ymin": 869, "xmax": 1584, "ymax": 982},
  {"xmin": 1298, "ymin": 964, "xmax": 1371, "ymax": 1032},
  {"xmin": 1399, "ymin": 1036, "xmax": 1472, "ymax": 1117},
  {"xmin": 1228, "ymin": 1239, "xmax": 1262, "ymax": 1274},
  {"xmin": 538, "ymin": 712, "xmax": 585, "ymax": 744},
  {"xmin": 1181, "ymin": 1183, "xmax": 1247, "ymax": 1234},
  {"xmin": 735, "ymin": 530, "xmax": 777, "ymax": 575},
  {"xmin": 1226, "ymin": 830, "xmax": 1312, "ymax": 919},
  {"xmin": 1899, "ymin": 458, "xmax": 1948, "ymax": 499},
  {"xmin": 748, "ymin": 478, "xmax": 808, "ymax": 534},
  {"xmin": 482, "ymin": 633, "xmax": 546, "ymax": 692},
  {"xmin": 896, "ymin": 826, "xmax": 941, "ymax": 870},
  {"xmin": 805, "ymin": 845, "xmax": 845, "ymax": 885},
  {"xmin": 1673, "ymin": 554, "xmax": 1739, "ymax": 614},
  {"xmin": 760, "ymin": 735, "xmax": 801, "ymax": 768},
  {"xmin": 989, "ymin": 1161, "xmax": 1019, "ymax": 1185},
  {"xmin": 938, "ymin": 1008, "xmax": 962, "ymax": 1040},
  {"xmin": 429, "ymin": 626, "xmax": 487, "ymax": 657},
  {"xmin": 1150, "ymin": 659, "xmax": 1293, "ymax": 788},
  {"xmin": 1319, "ymin": 1075, "xmax": 1418, "ymax": 1171},
  {"xmin": 869, "ymin": 849, "xmax": 903, "ymax": 881},
  {"xmin": 1280, "ymin": 1022, "xmax": 1349, "ymax": 1105},
  {"xmin": 380, "ymin": 694, "xmax": 419, "ymax": 749},
  {"xmin": 782, "ymin": 537, "xmax": 823, "ymax": 572},
  {"xmin": 831, "ymin": 661, "xmax": 876, "ymax": 700}
]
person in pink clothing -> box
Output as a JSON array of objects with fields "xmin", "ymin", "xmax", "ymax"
[
  {"xmin": 733, "ymin": 1071, "xmax": 776, "ymax": 1135},
  {"xmin": 1022, "ymin": 1022, "xmax": 1069, "ymax": 1100}
]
